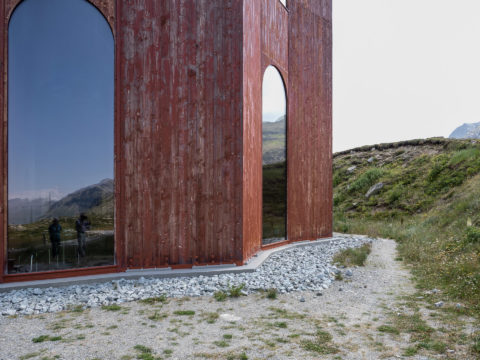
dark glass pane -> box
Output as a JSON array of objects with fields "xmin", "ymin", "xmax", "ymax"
[
  {"xmin": 7, "ymin": 0, "xmax": 114, "ymax": 273},
  {"xmin": 262, "ymin": 66, "xmax": 287, "ymax": 245}
]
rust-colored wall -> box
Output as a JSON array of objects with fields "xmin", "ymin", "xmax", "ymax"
[
  {"xmin": 261, "ymin": 0, "xmax": 289, "ymax": 75},
  {"xmin": 0, "ymin": 0, "xmax": 5, "ymax": 283},
  {"xmin": 242, "ymin": 0, "xmax": 262, "ymax": 261},
  {"xmin": 288, "ymin": 0, "xmax": 333, "ymax": 240},
  {"xmin": 116, "ymin": 0, "xmax": 244, "ymax": 268}
]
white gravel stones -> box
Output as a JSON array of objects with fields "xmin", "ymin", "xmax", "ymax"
[
  {"xmin": 0, "ymin": 235, "xmax": 371, "ymax": 316},
  {"xmin": 220, "ymin": 313, "xmax": 242, "ymax": 322}
]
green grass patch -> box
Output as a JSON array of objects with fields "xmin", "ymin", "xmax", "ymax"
[
  {"xmin": 101, "ymin": 304, "xmax": 122, "ymax": 312},
  {"xmin": 377, "ymin": 325, "xmax": 400, "ymax": 335},
  {"xmin": 20, "ymin": 352, "xmax": 43, "ymax": 359},
  {"xmin": 173, "ymin": 310, "xmax": 195, "ymax": 316},
  {"xmin": 333, "ymin": 243, "xmax": 372, "ymax": 267},
  {"xmin": 202, "ymin": 312, "xmax": 219, "ymax": 324},
  {"xmin": 213, "ymin": 291, "xmax": 227, "ymax": 302},
  {"xmin": 348, "ymin": 168, "xmax": 385, "ymax": 194},
  {"xmin": 31, "ymin": 335, "xmax": 50, "ymax": 343},
  {"xmin": 213, "ymin": 340, "xmax": 229, "ymax": 348},
  {"xmin": 266, "ymin": 288, "xmax": 277, "ymax": 299},
  {"xmin": 148, "ymin": 311, "xmax": 168, "ymax": 321},
  {"xmin": 300, "ymin": 328, "xmax": 338, "ymax": 355},
  {"xmin": 228, "ymin": 284, "xmax": 245, "ymax": 298},
  {"xmin": 140, "ymin": 296, "xmax": 167, "ymax": 305},
  {"xmin": 301, "ymin": 340, "xmax": 339, "ymax": 355},
  {"xmin": 403, "ymin": 346, "xmax": 418, "ymax": 356}
]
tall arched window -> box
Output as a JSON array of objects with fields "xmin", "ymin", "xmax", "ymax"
[
  {"xmin": 262, "ymin": 66, "xmax": 287, "ymax": 245},
  {"xmin": 7, "ymin": 0, "xmax": 114, "ymax": 273}
]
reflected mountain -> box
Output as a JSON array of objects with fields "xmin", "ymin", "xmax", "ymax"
[
  {"xmin": 8, "ymin": 179, "xmax": 114, "ymax": 225},
  {"xmin": 43, "ymin": 179, "xmax": 113, "ymax": 219},
  {"xmin": 8, "ymin": 198, "xmax": 52, "ymax": 225}
]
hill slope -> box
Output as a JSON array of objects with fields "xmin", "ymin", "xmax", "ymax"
[
  {"xmin": 263, "ymin": 116, "xmax": 286, "ymax": 165},
  {"xmin": 333, "ymin": 138, "xmax": 480, "ymax": 314}
]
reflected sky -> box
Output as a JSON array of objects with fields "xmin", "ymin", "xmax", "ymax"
[
  {"xmin": 263, "ymin": 66, "xmax": 286, "ymax": 123},
  {"xmin": 8, "ymin": 0, "xmax": 114, "ymax": 199}
]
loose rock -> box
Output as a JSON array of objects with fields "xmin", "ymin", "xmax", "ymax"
[{"xmin": 0, "ymin": 235, "xmax": 372, "ymax": 316}]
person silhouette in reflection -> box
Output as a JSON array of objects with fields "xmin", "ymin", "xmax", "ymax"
[
  {"xmin": 48, "ymin": 218, "xmax": 62, "ymax": 258},
  {"xmin": 75, "ymin": 213, "xmax": 91, "ymax": 258}
]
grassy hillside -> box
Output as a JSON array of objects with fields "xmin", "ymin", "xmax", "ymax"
[
  {"xmin": 333, "ymin": 138, "xmax": 480, "ymax": 316},
  {"xmin": 263, "ymin": 116, "xmax": 286, "ymax": 165}
]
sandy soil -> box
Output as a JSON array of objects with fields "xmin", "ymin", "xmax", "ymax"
[{"xmin": 0, "ymin": 239, "xmax": 476, "ymax": 360}]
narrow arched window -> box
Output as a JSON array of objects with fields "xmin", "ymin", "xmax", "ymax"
[
  {"xmin": 7, "ymin": 0, "xmax": 114, "ymax": 273},
  {"xmin": 262, "ymin": 66, "xmax": 287, "ymax": 245}
]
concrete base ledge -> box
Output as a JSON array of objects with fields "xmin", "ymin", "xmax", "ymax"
[{"xmin": 0, "ymin": 237, "xmax": 344, "ymax": 292}]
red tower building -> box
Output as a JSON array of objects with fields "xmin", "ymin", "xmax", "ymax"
[{"xmin": 0, "ymin": 0, "xmax": 332, "ymax": 283}]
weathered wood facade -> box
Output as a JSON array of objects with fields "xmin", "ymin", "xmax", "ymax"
[{"xmin": 0, "ymin": 0, "xmax": 332, "ymax": 283}]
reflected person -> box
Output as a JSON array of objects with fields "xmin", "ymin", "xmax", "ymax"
[
  {"xmin": 75, "ymin": 213, "xmax": 91, "ymax": 257},
  {"xmin": 48, "ymin": 218, "xmax": 62, "ymax": 258}
]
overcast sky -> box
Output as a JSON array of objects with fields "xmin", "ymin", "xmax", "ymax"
[
  {"xmin": 263, "ymin": 66, "xmax": 287, "ymax": 123},
  {"xmin": 333, "ymin": 0, "xmax": 480, "ymax": 152}
]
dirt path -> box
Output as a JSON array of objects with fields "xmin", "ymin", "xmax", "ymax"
[{"xmin": 0, "ymin": 238, "xmax": 476, "ymax": 360}]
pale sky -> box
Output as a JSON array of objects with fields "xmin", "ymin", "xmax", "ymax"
[
  {"xmin": 333, "ymin": 0, "xmax": 480, "ymax": 152},
  {"xmin": 263, "ymin": 66, "xmax": 287, "ymax": 123}
]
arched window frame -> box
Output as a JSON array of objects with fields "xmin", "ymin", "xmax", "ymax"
[
  {"xmin": 261, "ymin": 64, "xmax": 288, "ymax": 245},
  {"xmin": 1, "ymin": 0, "xmax": 119, "ymax": 282}
]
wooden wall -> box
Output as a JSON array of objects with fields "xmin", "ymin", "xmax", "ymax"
[
  {"xmin": 0, "ymin": 0, "xmax": 5, "ymax": 283},
  {"xmin": 241, "ymin": 0, "xmax": 262, "ymax": 261},
  {"xmin": 116, "ymin": 0, "xmax": 244, "ymax": 268},
  {"xmin": 288, "ymin": 0, "xmax": 333, "ymax": 240}
]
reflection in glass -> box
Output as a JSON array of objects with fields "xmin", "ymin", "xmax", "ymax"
[
  {"xmin": 262, "ymin": 66, "xmax": 287, "ymax": 245},
  {"xmin": 7, "ymin": 0, "xmax": 114, "ymax": 273}
]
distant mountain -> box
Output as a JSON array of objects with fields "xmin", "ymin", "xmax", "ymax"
[
  {"xmin": 42, "ymin": 179, "xmax": 114, "ymax": 219},
  {"xmin": 8, "ymin": 198, "xmax": 52, "ymax": 225},
  {"xmin": 263, "ymin": 116, "xmax": 286, "ymax": 165},
  {"xmin": 449, "ymin": 122, "xmax": 480, "ymax": 139}
]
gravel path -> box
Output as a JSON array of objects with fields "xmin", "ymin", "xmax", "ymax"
[
  {"xmin": 0, "ymin": 235, "xmax": 370, "ymax": 316},
  {"xmin": 0, "ymin": 235, "xmax": 474, "ymax": 359}
]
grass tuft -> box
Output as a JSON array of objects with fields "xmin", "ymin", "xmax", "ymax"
[
  {"xmin": 213, "ymin": 291, "xmax": 227, "ymax": 302},
  {"xmin": 266, "ymin": 288, "xmax": 278, "ymax": 299},
  {"xmin": 333, "ymin": 243, "xmax": 371, "ymax": 267},
  {"xmin": 173, "ymin": 310, "xmax": 195, "ymax": 316},
  {"xmin": 228, "ymin": 284, "xmax": 245, "ymax": 298}
]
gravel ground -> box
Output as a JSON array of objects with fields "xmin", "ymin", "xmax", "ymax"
[
  {"xmin": 0, "ymin": 235, "xmax": 476, "ymax": 360},
  {"xmin": 0, "ymin": 235, "xmax": 371, "ymax": 316}
]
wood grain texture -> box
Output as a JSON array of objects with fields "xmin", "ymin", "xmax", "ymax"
[
  {"xmin": 0, "ymin": 0, "xmax": 5, "ymax": 283},
  {"xmin": 242, "ymin": 0, "xmax": 262, "ymax": 261},
  {"xmin": 261, "ymin": 0, "xmax": 289, "ymax": 75},
  {"xmin": 287, "ymin": 0, "xmax": 333, "ymax": 241},
  {"xmin": 116, "ymin": 0, "xmax": 244, "ymax": 268}
]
